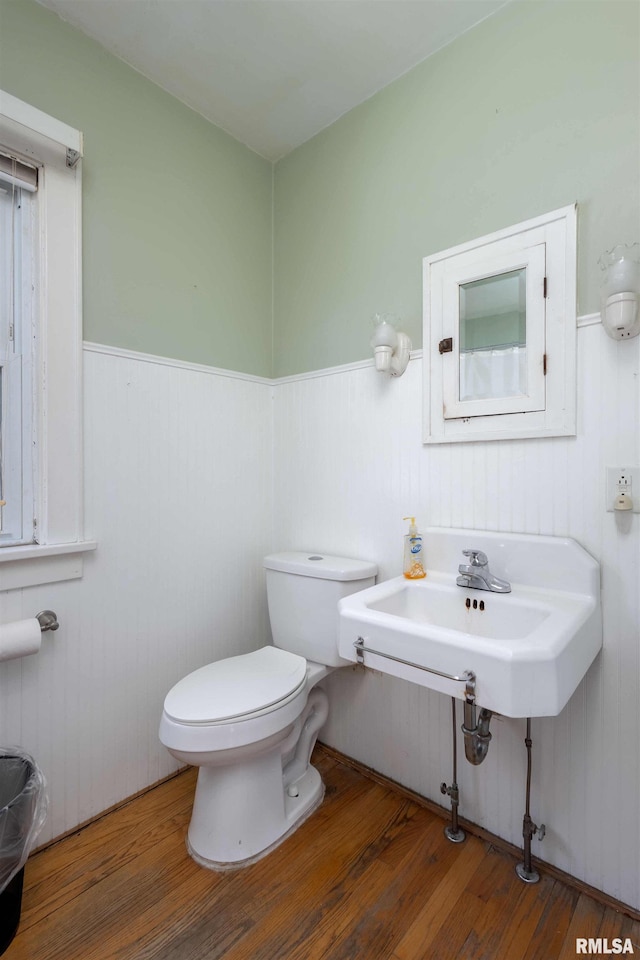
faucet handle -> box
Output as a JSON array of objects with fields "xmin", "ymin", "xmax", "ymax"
[{"xmin": 462, "ymin": 549, "xmax": 488, "ymax": 567}]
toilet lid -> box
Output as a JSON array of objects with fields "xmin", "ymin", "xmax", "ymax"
[{"xmin": 163, "ymin": 646, "xmax": 307, "ymax": 724}]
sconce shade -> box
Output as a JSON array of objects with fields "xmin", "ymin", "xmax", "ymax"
[
  {"xmin": 370, "ymin": 314, "xmax": 411, "ymax": 377},
  {"xmin": 370, "ymin": 319, "xmax": 398, "ymax": 350}
]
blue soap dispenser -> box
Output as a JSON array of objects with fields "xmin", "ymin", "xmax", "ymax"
[{"xmin": 403, "ymin": 516, "xmax": 426, "ymax": 579}]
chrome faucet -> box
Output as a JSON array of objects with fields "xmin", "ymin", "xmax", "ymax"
[{"xmin": 456, "ymin": 549, "xmax": 511, "ymax": 594}]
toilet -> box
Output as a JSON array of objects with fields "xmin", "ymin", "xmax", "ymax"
[{"xmin": 159, "ymin": 551, "xmax": 376, "ymax": 870}]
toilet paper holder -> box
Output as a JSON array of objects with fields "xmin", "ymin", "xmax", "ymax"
[{"xmin": 36, "ymin": 610, "xmax": 59, "ymax": 633}]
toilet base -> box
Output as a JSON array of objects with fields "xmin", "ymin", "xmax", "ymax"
[{"xmin": 186, "ymin": 763, "xmax": 324, "ymax": 872}]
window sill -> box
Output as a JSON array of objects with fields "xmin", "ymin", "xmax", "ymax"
[{"xmin": 0, "ymin": 541, "xmax": 97, "ymax": 591}]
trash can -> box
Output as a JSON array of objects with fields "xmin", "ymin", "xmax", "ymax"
[{"xmin": 0, "ymin": 749, "xmax": 48, "ymax": 955}]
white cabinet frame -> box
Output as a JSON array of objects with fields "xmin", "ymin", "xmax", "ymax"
[{"xmin": 423, "ymin": 204, "xmax": 577, "ymax": 444}]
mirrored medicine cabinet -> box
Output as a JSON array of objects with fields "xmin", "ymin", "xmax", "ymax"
[{"xmin": 423, "ymin": 204, "xmax": 577, "ymax": 443}]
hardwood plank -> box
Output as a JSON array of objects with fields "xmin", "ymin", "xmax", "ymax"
[
  {"xmin": 284, "ymin": 815, "xmax": 452, "ymax": 960},
  {"xmin": 12, "ymin": 830, "xmax": 211, "ymax": 960},
  {"xmin": 458, "ymin": 849, "xmax": 539, "ymax": 960},
  {"xmin": 391, "ymin": 835, "xmax": 487, "ymax": 960},
  {"xmin": 414, "ymin": 888, "xmax": 486, "ymax": 960},
  {"xmin": 490, "ymin": 873, "xmax": 556, "ymax": 960},
  {"xmin": 20, "ymin": 770, "xmax": 197, "ymax": 931},
  {"xmin": 217, "ymin": 782, "xmax": 421, "ymax": 960},
  {"xmin": 598, "ymin": 906, "xmax": 640, "ymax": 955},
  {"xmin": 84, "ymin": 873, "xmax": 255, "ymax": 960},
  {"xmin": 557, "ymin": 893, "xmax": 605, "ymax": 960},
  {"xmin": 323, "ymin": 743, "xmax": 640, "ymax": 925},
  {"xmin": 522, "ymin": 881, "xmax": 581, "ymax": 960},
  {"xmin": 10, "ymin": 748, "xmax": 624, "ymax": 960}
]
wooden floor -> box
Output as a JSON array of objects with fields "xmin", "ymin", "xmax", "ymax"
[{"xmin": 8, "ymin": 747, "xmax": 640, "ymax": 960}]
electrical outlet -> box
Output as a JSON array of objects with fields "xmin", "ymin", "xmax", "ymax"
[{"xmin": 606, "ymin": 467, "xmax": 640, "ymax": 512}]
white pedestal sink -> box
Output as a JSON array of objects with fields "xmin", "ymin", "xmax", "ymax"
[{"xmin": 338, "ymin": 528, "xmax": 602, "ymax": 717}]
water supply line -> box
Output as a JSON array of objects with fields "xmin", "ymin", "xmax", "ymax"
[
  {"xmin": 515, "ymin": 718, "xmax": 545, "ymax": 883},
  {"xmin": 461, "ymin": 673, "xmax": 493, "ymax": 765},
  {"xmin": 440, "ymin": 697, "xmax": 465, "ymax": 843}
]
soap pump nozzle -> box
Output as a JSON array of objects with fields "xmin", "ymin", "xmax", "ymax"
[{"xmin": 403, "ymin": 516, "xmax": 417, "ymax": 535}]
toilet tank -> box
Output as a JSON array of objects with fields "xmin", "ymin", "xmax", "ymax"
[{"xmin": 264, "ymin": 552, "xmax": 377, "ymax": 667}]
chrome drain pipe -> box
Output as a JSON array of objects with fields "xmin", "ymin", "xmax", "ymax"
[
  {"xmin": 440, "ymin": 697, "xmax": 466, "ymax": 843},
  {"xmin": 461, "ymin": 674, "xmax": 493, "ymax": 766},
  {"xmin": 515, "ymin": 718, "xmax": 545, "ymax": 883}
]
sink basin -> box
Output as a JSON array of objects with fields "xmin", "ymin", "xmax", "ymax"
[
  {"xmin": 368, "ymin": 582, "xmax": 551, "ymax": 640},
  {"xmin": 338, "ymin": 528, "xmax": 602, "ymax": 718}
]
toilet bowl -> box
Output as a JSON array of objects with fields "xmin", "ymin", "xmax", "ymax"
[{"xmin": 159, "ymin": 552, "xmax": 376, "ymax": 870}]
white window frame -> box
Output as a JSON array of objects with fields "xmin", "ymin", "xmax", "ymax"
[
  {"xmin": 423, "ymin": 204, "xmax": 577, "ymax": 443},
  {"xmin": 1, "ymin": 175, "xmax": 36, "ymax": 546},
  {"xmin": 0, "ymin": 90, "xmax": 96, "ymax": 590}
]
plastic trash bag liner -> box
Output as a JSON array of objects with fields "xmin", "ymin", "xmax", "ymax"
[{"xmin": 0, "ymin": 748, "xmax": 48, "ymax": 893}]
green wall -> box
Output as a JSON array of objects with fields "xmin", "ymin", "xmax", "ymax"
[
  {"xmin": 0, "ymin": 0, "xmax": 273, "ymax": 377},
  {"xmin": 2, "ymin": 1, "xmax": 638, "ymax": 379},
  {"xmin": 274, "ymin": 0, "xmax": 640, "ymax": 376}
]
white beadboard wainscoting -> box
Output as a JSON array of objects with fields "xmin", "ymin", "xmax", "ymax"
[
  {"xmin": 273, "ymin": 321, "xmax": 640, "ymax": 910},
  {"xmin": 0, "ymin": 321, "xmax": 638, "ymax": 912},
  {"xmin": 0, "ymin": 344, "xmax": 273, "ymax": 844}
]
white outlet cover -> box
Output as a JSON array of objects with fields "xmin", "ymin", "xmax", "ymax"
[{"xmin": 606, "ymin": 466, "xmax": 640, "ymax": 513}]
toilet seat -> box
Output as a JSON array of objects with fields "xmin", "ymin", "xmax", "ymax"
[{"xmin": 163, "ymin": 646, "xmax": 308, "ymax": 725}]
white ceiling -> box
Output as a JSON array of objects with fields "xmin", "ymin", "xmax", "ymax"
[{"xmin": 35, "ymin": 0, "xmax": 509, "ymax": 161}]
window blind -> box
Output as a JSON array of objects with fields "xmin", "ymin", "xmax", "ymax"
[{"xmin": 0, "ymin": 151, "xmax": 38, "ymax": 192}]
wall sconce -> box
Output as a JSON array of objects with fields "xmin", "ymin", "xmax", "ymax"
[
  {"xmin": 370, "ymin": 314, "xmax": 412, "ymax": 377},
  {"xmin": 599, "ymin": 243, "xmax": 640, "ymax": 340}
]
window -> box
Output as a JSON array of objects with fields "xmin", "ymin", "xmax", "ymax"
[
  {"xmin": 0, "ymin": 90, "xmax": 96, "ymax": 589},
  {"xmin": 1, "ymin": 152, "xmax": 37, "ymax": 545},
  {"xmin": 423, "ymin": 205, "xmax": 577, "ymax": 443}
]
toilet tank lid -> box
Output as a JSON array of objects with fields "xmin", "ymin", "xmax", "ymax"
[{"xmin": 264, "ymin": 552, "xmax": 377, "ymax": 581}]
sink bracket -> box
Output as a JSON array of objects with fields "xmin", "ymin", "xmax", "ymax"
[{"xmin": 354, "ymin": 638, "xmax": 475, "ymax": 696}]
